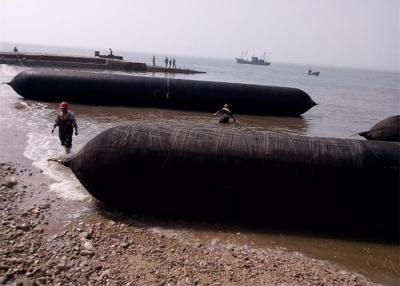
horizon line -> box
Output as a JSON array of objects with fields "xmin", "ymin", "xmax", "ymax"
[{"xmin": 0, "ymin": 41, "xmax": 399, "ymax": 73}]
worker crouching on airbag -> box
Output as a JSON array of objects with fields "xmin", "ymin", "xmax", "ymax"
[{"xmin": 214, "ymin": 104, "xmax": 237, "ymax": 124}]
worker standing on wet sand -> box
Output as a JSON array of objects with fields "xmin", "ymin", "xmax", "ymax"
[
  {"xmin": 52, "ymin": 102, "xmax": 78, "ymax": 154},
  {"xmin": 214, "ymin": 104, "xmax": 237, "ymax": 123}
]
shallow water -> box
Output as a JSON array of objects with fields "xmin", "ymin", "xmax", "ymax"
[{"xmin": 0, "ymin": 47, "xmax": 399, "ymax": 285}]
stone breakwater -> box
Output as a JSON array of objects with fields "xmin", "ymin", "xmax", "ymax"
[
  {"xmin": 0, "ymin": 52, "xmax": 205, "ymax": 74},
  {"xmin": 0, "ymin": 161, "xmax": 378, "ymax": 285}
]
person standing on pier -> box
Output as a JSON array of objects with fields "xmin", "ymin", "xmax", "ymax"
[
  {"xmin": 52, "ymin": 102, "xmax": 78, "ymax": 154},
  {"xmin": 152, "ymin": 56, "xmax": 156, "ymax": 67},
  {"xmin": 173, "ymin": 58, "xmax": 176, "ymax": 69},
  {"xmin": 109, "ymin": 48, "xmax": 113, "ymax": 56},
  {"xmin": 214, "ymin": 104, "xmax": 237, "ymax": 124},
  {"xmin": 13, "ymin": 46, "xmax": 19, "ymax": 54},
  {"xmin": 169, "ymin": 58, "xmax": 172, "ymax": 68},
  {"xmin": 165, "ymin": 56, "xmax": 168, "ymax": 68}
]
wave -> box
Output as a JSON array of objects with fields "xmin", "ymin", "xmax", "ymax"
[
  {"xmin": 24, "ymin": 132, "xmax": 91, "ymax": 201},
  {"xmin": 20, "ymin": 101, "xmax": 91, "ymax": 201},
  {"xmin": 0, "ymin": 64, "xmax": 28, "ymax": 79}
]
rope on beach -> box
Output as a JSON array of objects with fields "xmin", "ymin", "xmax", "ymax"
[
  {"xmin": 348, "ymin": 132, "xmax": 360, "ymax": 138},
  {"xmin": 14, "ymin": 52, "xmax": 25, "ymax": 67},
  {"xmin": 41, "ymin": 158, "xmax": 65, "ymax": 172},
  {"xmin": 47, "ymin": 158, "xmax": 64, "ymax": 164}
]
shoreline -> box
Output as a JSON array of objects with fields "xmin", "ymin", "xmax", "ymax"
[{"xmin": 0, "ymin": 160, "xmax": 379, "ymax": 285}]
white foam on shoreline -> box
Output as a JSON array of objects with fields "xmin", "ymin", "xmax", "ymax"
[
  {"xmin": 0, "ymin": 64, "xmax": 27, "ymax": 82},
  {"xmin": 24, "ymin": 132, "xmax": 90, "ymax": 201},
  {"xmin": 19, "ymin": 96, "xmax": 92, "ymax": 205}
]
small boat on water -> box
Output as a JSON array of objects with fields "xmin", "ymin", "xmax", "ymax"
[
  {"xmin": 235, "ymin": 51, "xmax": 271, "ymax": 66},
  {"xmin": 94, "ymin": 49, "xmax": 123, "ymax": 60},
  {"xmin": 308, "ymin": 69, "xmax": 320, "ymax": 76}
]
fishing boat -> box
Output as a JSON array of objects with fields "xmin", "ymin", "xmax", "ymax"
[
  {"xmin": 307, "ymin": 70, "xmax": 320, "ymax": 76},
  {"xmin": 94, "ymin": 50, "xmax": 123, "ymax": 60},
  {"xmin": 235, "ymin": 51, "xmax": 271, "ymax": 66}
]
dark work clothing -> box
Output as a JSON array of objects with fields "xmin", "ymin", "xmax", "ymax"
[
  {"xmin": 217, "ymin": 108, "xmax": 235, "ymax": 123},
  {"xmin": 59, "ymin": 128, "xmax": 73, "ymax": 148},
  {"xmin": 220, "ymin": 114, "xmax": 230, "ymax": 123},
  {"xmin": 55, "ymin": 111, "xmax": 77, "ymax": 148}
]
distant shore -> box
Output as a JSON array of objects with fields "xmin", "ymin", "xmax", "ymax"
[{"xmin": 0, "ymin": 51, "xmax": 206, "ymax": 75}]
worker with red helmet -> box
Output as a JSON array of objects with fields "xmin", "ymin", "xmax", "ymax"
[{"xmin": 51, "ymin": 102, "xmax": 78, "ymax": 154}]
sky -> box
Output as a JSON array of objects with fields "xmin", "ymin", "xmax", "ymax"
[{"xmin": 0, "ymin": 0, "xmax": 399, "ymax": 71}]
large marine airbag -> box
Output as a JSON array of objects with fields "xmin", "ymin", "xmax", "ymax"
[
  {"xmin": 63, "ymin": 124, "xmax": 399, "ymax": 239},
  {"xmin": 8, "ymin": 70, "xmax": 317, "ymax": 116}
]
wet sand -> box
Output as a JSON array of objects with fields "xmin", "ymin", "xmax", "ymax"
[{"xmin": 0, "ymin": 161, "xmax": 379, "ymax": 286}]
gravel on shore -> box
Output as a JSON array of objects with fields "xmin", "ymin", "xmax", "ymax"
[{"xmin": 0, "ymin": 161, "xmax": 378, "ymax": 286}]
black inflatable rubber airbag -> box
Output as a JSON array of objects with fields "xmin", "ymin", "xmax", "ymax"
[
  {"xmin": 8, "ymin": 70, "xmax": 316, "ymax": 116},
  {"xmin": 359, "ymin": 115, "xmax": 400, "ymax": 142},
  {"xmin": 64, "ymin": 124, "xmax": 399, "ymax": 239}
]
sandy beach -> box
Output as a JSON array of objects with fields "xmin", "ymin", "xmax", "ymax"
[{"xmin": 0, "ymin": 160, "xmax": 380, "ymax": 286}]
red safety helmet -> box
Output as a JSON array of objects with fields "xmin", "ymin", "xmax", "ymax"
[{"xmin": 59, "ymin": 102, "xmax": 69, "ymax": 109}]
